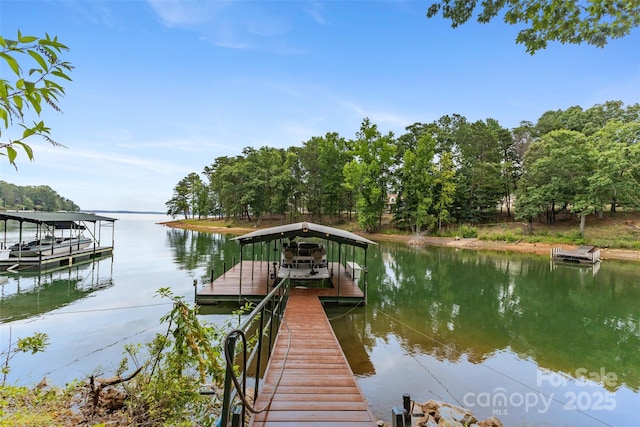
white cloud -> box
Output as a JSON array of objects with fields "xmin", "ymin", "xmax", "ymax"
[
  {"xmin": 304, "ymin": 1, "xmax": 326, "ymax": 25},
  {"xmin": 32, "ymin": 145, "xmax": 186, "ymax": 176},
  {"xmin": 148, "ymin": 0, "xmax": 306, "ymax": 54},
  {"xmin": 333, "ymin": 98, "xmax": 416, "ymax": 133},
  {"xmin": 147, "ymin": 0, "xmax": 231, "ymax": 28}
]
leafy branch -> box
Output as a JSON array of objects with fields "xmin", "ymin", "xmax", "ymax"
[
  {"xmin": 426, "ymin": 0, "xmax": 640, "ymax": 54},
  {"xmin": 0, "ymin": 31, "xmax": 73, "ymax": 167},
  {"xmin": 1, "ymin": 327, "xmax": 49, "ymax": 386}
]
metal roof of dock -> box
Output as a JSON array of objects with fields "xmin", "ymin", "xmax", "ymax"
[
  {"xmin": 0, "ymin": 211, "xmax": 117, "ymax": 224},
  {"xmin": 233, "ymin": 221, "xmax": 377, "ymax": 249}
]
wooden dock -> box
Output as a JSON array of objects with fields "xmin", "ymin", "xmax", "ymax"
[
  {"xmin": 250, "ymin": 292, "xmax": 375, "ymax": 426},
  {"xmin": 196, "ymin": 261, "xmax": 365, "ymax": 305},
  {"xmin": 0, "ymin": 246, "xmax": 113, "ymax": 272},
  {"xmin": 551, "ymin": 245, "xmax": 600, "ymax": 264}
]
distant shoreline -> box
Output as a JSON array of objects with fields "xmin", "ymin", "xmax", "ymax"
[
  {"xmin": 84, "ymin": 210, "xmax": 166, "ymax": 215},
  {"xmin": 160, "ymin": 221, "xmax": 640, "ymax": 263}
]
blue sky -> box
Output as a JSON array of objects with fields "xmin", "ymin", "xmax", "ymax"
[{"xmin": 1, "ymin": 1, "xmax": 639, "ymax": 212}]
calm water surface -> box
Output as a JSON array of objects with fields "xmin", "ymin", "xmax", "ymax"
[{"xmin": 1, "ymin": 213, "xmax": 638, "ymax": 426}]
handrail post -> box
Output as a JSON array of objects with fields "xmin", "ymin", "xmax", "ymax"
[
  {"xmin": 217, "ymin": 276, "xmax": 290, "ymax": 426},
  {"xmin": 220, "ymin": 334, "xmax": 238, "ymax": 427},
  {"xmin": 254, "ymin": 304, "xmax": 266, "ymax": 400},
  {"xmin": 364, "ymin": 248, "xmax": 368, "ymax": 305},
  {"xmin": 268, "ymin": 282, "xmax": 277, "ymax": 351}
]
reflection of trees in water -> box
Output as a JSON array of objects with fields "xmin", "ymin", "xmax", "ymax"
[
  {"xmin": 359, "ymin": 244, "xmax": 640, "ymax": 391},
  {"xmin": 329, "ymin": 311, "xmax": 375, "ymax": 377},
  {"xmin": 165, "ymin": 229, "xmax": 241, "ymax": 282},
  {"xmin": 165, "ymin": 230, "xmax": 640, "ymax": 391},
  {"xmin": 0, "ymin": 259, "xmax": 114, "ymax": 322}
]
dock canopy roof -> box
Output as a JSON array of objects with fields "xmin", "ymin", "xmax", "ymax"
[
  {"xmin": 0, "ymin": 212, "xmax": 117, "ymax": 226},
  {"xmin": 233, "ymin": 222, "xmax": 377, "ymax": 249}
]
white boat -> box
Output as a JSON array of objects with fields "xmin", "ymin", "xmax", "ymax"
[
  {"xmin": 0, "ymin": 248, "xmax": 10, "ymax": 260},
  {"xmin": 9, "ymin": 235, "xmax": 93, "ymax": 257},
  {"xmin": 278, "ymin": 241, "xmax": 329, "ymax": 280}
]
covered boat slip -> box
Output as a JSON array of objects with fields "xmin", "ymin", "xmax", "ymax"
[
  {"xmin": 195, "ymin": 222, "xmax": 376, "ymax": 306},
  {"xmin": 0, "ymin": 212, "xmax": 116, "ymax": 271}
]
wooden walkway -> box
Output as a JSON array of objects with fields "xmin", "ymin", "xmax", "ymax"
[
  {"xmin": 196, "ymin": 261, "xmax": 365, "ymax": 305},
  {"xmin": 250, "ymin": 292, "xmax": 375, "ymax": 426}
]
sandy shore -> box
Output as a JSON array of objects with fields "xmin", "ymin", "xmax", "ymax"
[{"xmin": 160, "ymin": 221, "xmax": 640, "ymax": 263}]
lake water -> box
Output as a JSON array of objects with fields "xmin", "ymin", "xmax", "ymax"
[{"xmin": 1, "ymin": 213, "xmax": 638, "ymax": 426}]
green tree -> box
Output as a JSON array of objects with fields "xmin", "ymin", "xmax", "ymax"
[
  {"xmin": 588, "ymin": 121, "xmax": 640, "ymax": 213},
  {"xmin": 426, "ymin": 0, "xmax": 640, "ymax": 54},
  {"xmin": 344, "ymin": 118, "xmax": 396, "ymax": 232},
  {"xmin": 453, "ymin": 118, "xmax": 506, "ymax": 222},
  {"xmin": 319, "ymin": 133, "xmax": 350, "ymax": 224},
  {"xmin": 299, "ymin": 137, "xmax": 324, "ymax": 219},
  {"xmin": 299, "ymin": 132, "xmax": 350, "ymax": 223},
  {"xmin": 166, "ymin": 173, "xmax": 206, "ymax": 219},
  {"xmin": 208, "ymin": 155, "xmax": 252, "ymax": 221},
  {"xmin": 516, "ymin": 130, "xmax": 594, "ymax": 235},
  {"xmin": 283, "ymin": 147, "xmax": 306, "ymax": 222},
  {"xmin": 0, "ymin": 32, "xmax": 72, "ymax": 166},
  {"xmin": 271, "ymin": 149, "xmax": 299, "ymax": 223},
  {"xmin": 432, "ymin": 151, "xmax": 457, "ymax": 232},
  {"xmin": 242, "ymin": 147, "xmax": 285, "ymax": 224},
  {"xmin": 166, "ymin": 177, "xmax": 190, "ymax": 219},
  {"xmin": 400, "ymin": 135, "xmax": 437, "ymax": 233},
  {"xmin": 393, "ymin": 122, "xmax": 437, "ymax": 230},
  {"xmin": 506, "ymin": 120, "xmax": 535, "ymax": 216}
]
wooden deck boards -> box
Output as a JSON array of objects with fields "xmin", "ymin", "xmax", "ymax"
[
  {"xmin": 195, "ymin": 261, "xmax": 364, "ymax": 304},
  {"xmin": 249, "ymin": 293, "xmax": 375, "ymax": 426}
]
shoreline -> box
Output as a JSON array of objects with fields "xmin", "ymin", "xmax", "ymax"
[{"xmin": 160, "ymin": 221, "xmax": 640, "ymax": 263}]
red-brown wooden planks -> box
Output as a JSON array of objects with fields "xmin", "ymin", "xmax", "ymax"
[{"xmin": 249, "ymin": 294, "xmax": 375, "ymax": 426}]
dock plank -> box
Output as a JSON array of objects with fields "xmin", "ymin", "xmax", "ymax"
[{"xmin": 249, "ymin": 294, "xmax": 375, "ymax": 426}]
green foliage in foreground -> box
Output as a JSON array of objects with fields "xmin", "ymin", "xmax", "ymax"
[
  {"xmin": 1, "ymin": 331, "xmax": 49, "ymax": 386},
  {"xmin": 0, "ymin": 31, "xmax": 72, "ymax": 167},
  {"xmin": 0, "ymin": 289, "xmax": 252, "ymax": 426},
  {"xmin": 426, "ymin": 0, "xmax": 640, "ymax": 54}
]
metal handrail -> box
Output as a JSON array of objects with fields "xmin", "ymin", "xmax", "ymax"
[{"xmin": 218, "ymin": 276, "xmax": 290, "ymax": 427}]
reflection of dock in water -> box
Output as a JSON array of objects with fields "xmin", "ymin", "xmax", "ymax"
[
  {"xmin": 550, "ymin": 258, "xmax": 600, "ymax": 276},
  {"xmin": 0, "ymin": 258, "xmax": 114, "ymax": 322}
]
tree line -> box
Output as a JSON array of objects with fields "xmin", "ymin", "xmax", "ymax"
[
  {"xmin": 166, "ymin": 100, "xmax": 640, "ymax": 235},
  {"xmin": 0, "ymin": 181, "xmax": 79, "ymax": 211}
]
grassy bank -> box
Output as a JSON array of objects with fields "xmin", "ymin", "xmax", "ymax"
[{"xmin": 476, "ymin": 211, "xmax": 640, "ymax": 250}]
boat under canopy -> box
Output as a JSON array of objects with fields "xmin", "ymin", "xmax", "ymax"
[
  {"xmin": 197, "ymin": 222, "xmax": 376, "ymax": 305},
  {"xmin": 0, "ymin": 212, "xmax": 117, "ymax": 271}
]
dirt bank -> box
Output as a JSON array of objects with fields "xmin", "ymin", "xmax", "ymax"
[{"xmin": 160, "ymin": 221, "xmax": 640, "ymax": 263}]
